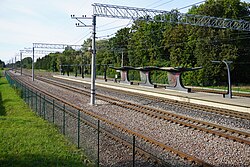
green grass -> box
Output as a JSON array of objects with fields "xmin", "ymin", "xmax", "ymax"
[{"xmin": 0, "ymin": 71, "xmax": 93, "ymax": 167}]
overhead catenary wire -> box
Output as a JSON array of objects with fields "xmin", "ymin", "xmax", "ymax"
[
  {"xmin": 97, "ymin": 19, "xmax": 121, "ymax": 28},
  {"xmin": 73, "ymin": 32, "xmax": 92, "ymax": 45},
  {"xmin": 145, "ymin": 0, "xmax": 166, "ymax": 8},
  {"xmin": 177, "ymin": 0, "xmax": 206, "ymax": 10},
  {"xmin": 152, "ymin": 0, "xmax": 175, "ymax": 9},
  {"xmin": 96, "ymin": 19, "xmax": 133, "ymax": 39},
  {"xmin": 97, "ymin": 22, "xmax": 133, "ymax": 32}
]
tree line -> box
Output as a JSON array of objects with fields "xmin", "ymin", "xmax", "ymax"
[{"xmin": 16, "ymin": 0, "xmax": 250, "ymax": 86}]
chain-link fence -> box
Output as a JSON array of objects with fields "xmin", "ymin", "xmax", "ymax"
[{"xmin": 5, "ymin": 71, "xmax": 168, "ymax": 167}]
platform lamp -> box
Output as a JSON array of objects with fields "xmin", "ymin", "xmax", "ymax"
[{"xmin": 211, "ymin": 60, "xmax": 233, "ymax": 98}]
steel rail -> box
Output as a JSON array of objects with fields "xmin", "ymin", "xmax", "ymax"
[{"xmin": 100, "ymin": 81, "xmax": 250, "ymax": 120}]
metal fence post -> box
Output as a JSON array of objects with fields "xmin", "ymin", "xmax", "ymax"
[
  {"xmin": 24, "ymin": 86, "xmax": 26, "ymax": 102},
  {"xmin": 97, "ymin": 120, "xmax": 100, "ymax": 167},
  {"xmin": 21, "ymin": 84, "xmax": 23, "ymax": 99},
  {"xmin": 133, "ymin": 135, "xmax": 135, "ymax": 167},
  {"xmin": 26, "ymin": 86, "xmax": 27, "ymax": 103},
  {"xmin": 63, "ymin": 104, "xmax": 66, "ymax": 135},
  {"xmin": 29, "ymin": 88, "xmax": 31, "ymax": 107},
  {"xmin": 31, "ymin": 89, "xmax": 33, "ymax": 109},
  {"xmin": 43, "ymin": 95, "xmax": 46, "ymax": 120},
  {"xmin": 22, "ymin": 84, "xmax": 24, "ymax": 99},
  {"xmin": 52, "ymin": 100, "xmax": 55, "ymax": 123},
  {"xmin": 35, "ymin": 92, "xmax": 38, "ymax": 113},
  {"xmin": 27, "ymin": 88, "xmax": 30, "ymax": 105},
  {"xmin": 39, "ymin": 93, "xmax": 42, "ymax": 116},
  {"xmin": 77, "ymin": 110, "xmax": 80, "ymax": 149}
]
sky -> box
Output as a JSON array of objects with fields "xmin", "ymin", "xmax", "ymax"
[{"xmin": 0, "ymin": 0, "xmax": 249, "ymax": 63}]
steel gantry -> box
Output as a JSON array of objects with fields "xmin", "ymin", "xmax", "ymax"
[
  {"xmin": 19, "ymin": 49, "xmax": 56, "ymax": 76},
  {"xmin": 92, "ymin": 3, "xmax": 250, "ymax": 32},
  {"xmin": 31, "ymin": 43, "xmax": 82, "ymax": 81},
  {"xmin": 33, "ymin": 43, "xmax": 82, "ymax": 50}
]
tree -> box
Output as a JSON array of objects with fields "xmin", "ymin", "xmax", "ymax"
[
  {"xmin": 22, "ymin": 57, "xmax": 32, "ymax": 69},
  {"xmin": 0, "ymin": 60, "xmax": 5, "ymax": 69},
  {"xmin": 187, "ymin": 0, "xmax": 250, "ymax": 85}
]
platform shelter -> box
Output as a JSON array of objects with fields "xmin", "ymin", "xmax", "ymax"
[{"xmin": 110, "ymin": 66, "xmax": 202, "ymax": 92}]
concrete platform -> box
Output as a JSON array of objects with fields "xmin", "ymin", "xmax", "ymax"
[{"xmin": 53, "ymin": 75, "xmax": 250, "ymax": 114}]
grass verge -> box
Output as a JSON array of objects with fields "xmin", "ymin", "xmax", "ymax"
[{"xmin": 0, "ymin": 71, "xmax": 92, "ymax": 167}]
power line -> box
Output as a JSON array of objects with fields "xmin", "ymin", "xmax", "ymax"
[
  {"xmin": 145, "ymin": 0, "xmax": 165, "ymax": 8},
  {"xmin": 177, "ymin": 0, "xmax": 206, "ymax": 10},
  {"xmin": 97, "ymin": 19, "xmax": 121, "ymax": 28},
  {"xmin": 96, "ymin": 19, "xmax": 133, "ymax": 39},
  {"xmin": 152, "ymin": 0, "xmax": 175, "ymax": 8},
  {"xmin": 96, "ymin": 33, "xmax": 116, "ymax": 39},
  {"xmin": 97, "ymin": 21, "xmax": 132, "ymax": 32},
  {"xmin": 73, "ymin": 32, "xmax": 92, "ymax": 44}
]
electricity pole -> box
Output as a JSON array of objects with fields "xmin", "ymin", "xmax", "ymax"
[
  {"xmin": 12, "ymin": 58, "xmax": 14, "ymax": 70},
  {"xmin": 20, "ymin": 51, "xmax": 22, "ymax": 75},
  {"xmin": 71, "ymin": 15, "xmax": 97, "ymax": 105},
  {"xmin": 32, "ymin": 47, "xmax": 35, "ymax": 81},
  {"xmin": 14, "ymin": 56, "xmax": 16, "ymax": 73}
]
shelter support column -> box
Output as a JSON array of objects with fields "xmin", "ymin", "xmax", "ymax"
[
  {"xmin": 120, "ymin": 70, "xmax": 132, "ymax": 85},
  {"xmin": 166, "ymin": 72, "xmax": 191, "ymax": 92},
  {"xmin": 139, "ymin": 70, "xmax": 156, "ymax": 88}
]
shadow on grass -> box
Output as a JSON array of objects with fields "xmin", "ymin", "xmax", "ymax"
[
  {"xmin": 0, "ymin": 153, "xmax": 87, "ymax": 167},
  {"xmin": 0, "ymin": 92, "xmax": 6, "ymax": 116}
]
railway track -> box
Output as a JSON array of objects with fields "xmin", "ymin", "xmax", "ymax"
[
  {"xmin": 45, "ymin": 74, "xmax": 250, "ymax": 121},
  {"xmin": 8, "ymin": 71, "xmax": 213, "ymax": 167},
  {"xmin": 99, "ymin": 85, "xmax": 250, "ymax": 120},
  {"xmin": 35, "ymin": 76, "xmax": 250, "ymax": 145}
]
